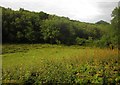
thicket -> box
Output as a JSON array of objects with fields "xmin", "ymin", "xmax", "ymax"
[{"xmin": 1, "ymin": 6, "xmax": 119, "ymax": 48}]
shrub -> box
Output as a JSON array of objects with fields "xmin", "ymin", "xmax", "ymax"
[{"xmin": 76, "ymin": 37, "xmax": 86, "ymax": 45}]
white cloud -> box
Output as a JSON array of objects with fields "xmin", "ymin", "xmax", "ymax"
[
  {"xmin": 0, "ymin": 0, "xmax": 118, "ymax": 23},
  {"xmin": 1, "ymin": 0, "xmax": 119, "ymax": 2}
]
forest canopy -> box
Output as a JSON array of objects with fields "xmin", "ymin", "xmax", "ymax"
[{"xmin": 1, "ymin": 6, "xmax": 119, "ymax": 48}]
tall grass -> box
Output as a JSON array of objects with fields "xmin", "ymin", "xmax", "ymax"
[{"xmin": 2, "ymin": 44, "xmax": 120, "ymax": 84}]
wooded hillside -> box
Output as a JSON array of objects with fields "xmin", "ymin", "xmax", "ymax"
[{"xmin": 1, "ymin": 6, "xmax": 119, "ymax": 48}]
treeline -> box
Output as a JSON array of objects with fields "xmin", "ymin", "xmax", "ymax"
[{"xmin": 1, "ymin": 6, "xmax": 119, "ymax": 48}]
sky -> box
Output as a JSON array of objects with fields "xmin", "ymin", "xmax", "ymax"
[{"xmin": 0, "ymin": 0, "xmax": 119, "ymax": 23}]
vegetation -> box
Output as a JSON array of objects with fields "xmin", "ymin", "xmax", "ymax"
[
  {"xmin": 1, "ymin": 5, "xmax": 120, "ymax": 84},
  {"xmin": 1, "ymin": 6, "xmax": 119, "ymax": 48},
  {"xmin": 2, "ymin": 44, "xmax": 120, "ymax": 84}
]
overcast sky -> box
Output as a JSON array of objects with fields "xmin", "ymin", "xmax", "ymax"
[{"xmin": 0, "ymin": 0, "xmax": 119, "ymax": 23}]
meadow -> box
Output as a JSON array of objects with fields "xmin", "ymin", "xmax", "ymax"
[{"xmin": 2, "ymin": 44, "xmax": 120, "ymax": 84}]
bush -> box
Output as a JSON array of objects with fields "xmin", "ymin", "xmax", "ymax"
[{"xmin": 76, "ymin": 37, "xmax": 86, "ymax": 45}]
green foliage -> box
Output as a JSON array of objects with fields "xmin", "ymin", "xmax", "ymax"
[
  {"xmin": 76, "ymin": 37, "xmax": 86, "ymax": 45},
  {"xmin": 41, "ymin": 16, "xmax": 60, "ymax": 44},
  {"xmin": 2, "ymin": 7, "xmax": 48, "ymax": 43},
  {"xmin": 111, "ymin": 6, "xmax": 120, "ymax": 49},
  {"xmin": 2, "ymin": 44, "xmax": 119, "ymax": 84},
  {"xmin": 1, "ymin": 6, "xmax": 119, "ymax": 48},
  {"xmin": 100, "ymin": 35, "xmax": 111, "ymax": 47}
]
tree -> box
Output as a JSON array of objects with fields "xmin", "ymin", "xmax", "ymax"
[
  {"xmin": 111, "ymin": 6, "xmax": 120, "ymax": 49},
  {"xmin": 2, "ymin": 6, "xmax": 117, "ymax": 47},
  {"xmin": 41, "ymin": 17, "xmax": 60, "ymax": 44}
]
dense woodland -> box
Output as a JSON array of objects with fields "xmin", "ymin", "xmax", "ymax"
[{"xmin": 1, "ymin": 6, "xmax": 120, "ymax": 48}]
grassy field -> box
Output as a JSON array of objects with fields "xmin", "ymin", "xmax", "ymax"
[{"xmin": 2, "ymin": 44, "xmax": 120, "ymax": 84}]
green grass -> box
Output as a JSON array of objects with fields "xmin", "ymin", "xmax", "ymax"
[{"xmin": 2, "ymin": 44, "xmax": 120, "ymax": 84}]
